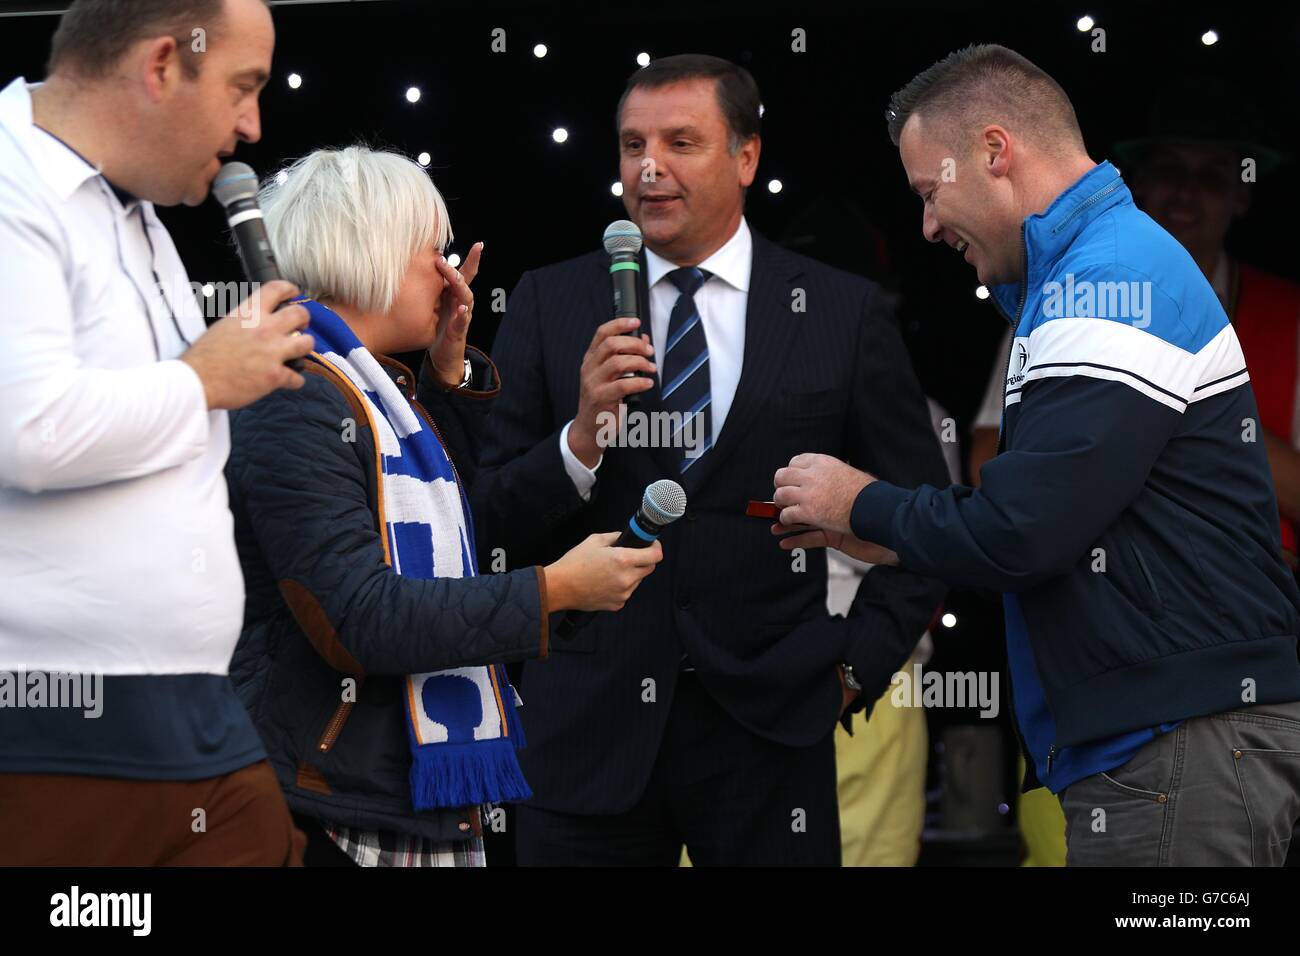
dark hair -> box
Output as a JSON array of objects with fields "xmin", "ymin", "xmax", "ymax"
[
  {"xmin": 885, "ymin": 44, "xmax": 1084, "ymax": 154},
  {"xmin": 47, "ymin": 0, "xmax": 241, "ymax": 80},
  {"xmin": 616, "ymin": 53, "xmax": 762, "ymax": 152}
]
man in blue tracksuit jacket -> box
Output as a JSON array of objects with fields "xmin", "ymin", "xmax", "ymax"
[{"xmin": 773, "ymin": 45, "xmax": 1300, "ymax": 865}]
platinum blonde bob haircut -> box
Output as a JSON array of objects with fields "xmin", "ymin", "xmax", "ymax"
[{"xmin": 258, "ymin": 145, "xmax": 453, "ymax": 315}]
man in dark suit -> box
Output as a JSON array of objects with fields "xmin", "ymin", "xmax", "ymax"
[{"xmin": 473, "ymin": 54, "xmax": 948, "ymax": 865}]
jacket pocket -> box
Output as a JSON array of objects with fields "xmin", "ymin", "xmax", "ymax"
[{"xmin": 1127, "ymin": 540, "xmax": 1166, "ymax": 619}]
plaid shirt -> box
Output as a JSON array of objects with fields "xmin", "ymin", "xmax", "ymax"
[
  {"xmin": 323, "ymin": 823, "xmax": 486, "ymax": 868},
  {"xmin": 322, "ymin": 806, "xmax": 490, "ymax": 867}
]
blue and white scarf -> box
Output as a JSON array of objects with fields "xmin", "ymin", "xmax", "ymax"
[{"xmin": 302, "ymin": 298, "xmax": 530, "ymax": 811}]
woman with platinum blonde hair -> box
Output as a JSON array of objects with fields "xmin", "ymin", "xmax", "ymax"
[{"xmin": 226, "ymin": 145, "xmax": 662, "ymax": 867}]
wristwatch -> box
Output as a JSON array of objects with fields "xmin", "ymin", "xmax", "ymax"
[
  {"xmin": 842, "ymin": 663, "xmax": 862, "ymax": 692},
  {"xmin": 454, "ymin": 357, "xmax": 472, "ymax": 389}
]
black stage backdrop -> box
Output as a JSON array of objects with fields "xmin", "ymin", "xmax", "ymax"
[{"xmin": 2, "ymin": 0, "xmax": 1297, "ymax": 438}]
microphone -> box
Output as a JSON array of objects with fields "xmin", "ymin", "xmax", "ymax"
[
  {"xmin": 603, "ymin": 219, "xmax": 647, "ymax": 406},
  {"xmin": 213, "ymin": 162, "xmax": 281, "ymax": 284},
  {"xmin": 555, "ymin": 478, "xmax": 687, "ymax": 639},
  {"xmin": 212, "ymin": 162, "xmax": 303, "ymax": 370}
]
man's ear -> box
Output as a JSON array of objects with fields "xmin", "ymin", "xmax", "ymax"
[
  {"xmin": 984, "ymin": 125, "xmax": 1013, "ymax": 179},
  {"xmin": 139, "ymin": 36, "xmax": 182, "ymax": 103},
  {"xmin": 737, "ymin": 135, "xmax": 761, "ymax": 189}
]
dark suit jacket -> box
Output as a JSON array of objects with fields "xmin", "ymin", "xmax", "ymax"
[{"xmin": 470, "ymin": 229, "xmax": 949, "ymax": 814}]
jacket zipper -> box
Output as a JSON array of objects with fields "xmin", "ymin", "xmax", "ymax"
[
  {"xmin": 990, "ymin": 221, "xmax": 1029, "ymax": 456},
  {"xmin": 317, "ymin": 699, "xmax": 354, "ymax": 753},
  {"xmin": 1049, "ymin": 176, "xmax": 1124, "ymax": 237}
]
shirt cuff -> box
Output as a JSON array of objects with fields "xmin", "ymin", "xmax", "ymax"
[
  {"xmin": 559, "ymin": 420, "xmax": 601, "ymax": 501},
  {"xmin": 849, "ymin": 480, "xmax": 912, "ymax": 551}
]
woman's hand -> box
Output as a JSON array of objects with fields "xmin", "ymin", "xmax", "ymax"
[
  {"xmin": 545, "ymin": 532, "xmax": 664, "ymax": 612},
  {"xmin": 429, "ymin": 241, "xmax": 483, "ymax": 387}
]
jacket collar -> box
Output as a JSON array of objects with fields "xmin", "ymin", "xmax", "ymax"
[{"xmin": 991, "ymin": 160, "xmax": 1129, "ymax": 323}]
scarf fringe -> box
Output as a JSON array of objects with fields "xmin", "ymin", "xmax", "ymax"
[{"xmin": 409, "ymin": 738, "xmax": 533, "ymax": 810}]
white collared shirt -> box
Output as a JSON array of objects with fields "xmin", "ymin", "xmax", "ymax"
[
  {"xmin": 561, "ymin": 218, "xmax": 753, "ymax": 495},
  {"xmin": 0, "ymin": 78, "xmax": 244, "ymax": 674}
]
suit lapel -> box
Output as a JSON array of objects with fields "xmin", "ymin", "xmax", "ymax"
[{"xmin": 678, "ymin": 233, "xmax": 802, "ymax": 496}]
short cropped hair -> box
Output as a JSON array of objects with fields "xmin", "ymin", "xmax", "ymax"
[
  {"xmin": 617, "ymin": 53, "xmax": 762, "ymax": 153},
  {"xmin": 259, "ymin": 146, "xmax": 454, "ymax": 316},
  {"xmin": 47, "ymin": 0, "xmax": 250, "ymax": 80},
  {"xmin": 886, "ymin": 44, "xmax": 1084, "ymax": 155}
]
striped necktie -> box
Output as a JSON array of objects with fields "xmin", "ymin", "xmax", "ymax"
[{"xmin": 660, "ymin": 267, "xmax": 713, "ymax": 471}]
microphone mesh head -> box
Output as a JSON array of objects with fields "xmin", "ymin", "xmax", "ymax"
[
  {"xmin": 643, "ymin": 479, "xmax": 687, "ymax": 526},
  {"xmin": 212, "ymin": 162, "xmax": 260, "ymax": 208},
  {"xmin": 603, "ymin": 219, "xmax": 643, "ymax": 257}
]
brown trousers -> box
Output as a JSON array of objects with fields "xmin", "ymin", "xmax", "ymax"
[{"xmin": 0, "ymin": 761, "xmax": 305, "ymax": 866}]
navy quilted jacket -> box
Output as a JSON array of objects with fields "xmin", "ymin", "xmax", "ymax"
[{"xmin": 226, "ymin": 346, "xmax": 550, "ymax": 842}]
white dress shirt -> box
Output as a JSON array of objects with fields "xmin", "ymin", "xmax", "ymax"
[
  {"xmin": 0, "ymin": 78, "xmax": 244, "ymax": 675},
  {"xmin": 560, "ymin": 218, "xmax": 753, "ymax": 496}
]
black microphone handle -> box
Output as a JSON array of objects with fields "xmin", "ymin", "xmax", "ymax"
[
  {"xmin": 227, "ymin": 209, "xmax": 303, "ymax": 370},
  {"xmin": 610, "ymin": 257, "xmax": 648, "ymax": 407}
]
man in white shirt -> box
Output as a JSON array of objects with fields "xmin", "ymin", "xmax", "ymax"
[{"xmin": 0, "ymin": 0, "xmax": 313, "ymax": 865}]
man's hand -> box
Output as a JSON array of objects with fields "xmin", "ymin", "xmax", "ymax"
[
  {"xmin": 769, "ymin": 522, "xmax": 899, "ymax": 567},
  {"xmin": 180, "ymin": 280, "xmax": 315, "ymax": 410},
  {"xmin": 568, "ymin": 317, "xmax": 657, "ymax": 468},
  {"xmin": 428, "ymin": 242, "xmax": 482, "ymax": 388},
  {"xmin": 773, "ymin": 452, "xmax": 875, "ymax": 535}
]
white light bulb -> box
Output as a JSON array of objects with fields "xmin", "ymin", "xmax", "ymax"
[
  {"xmin": 417, "ymin": 152, "xmax": 431, "ymax": 167},
  {"xmin": 447, "ymin": 253, "xmax": 462, "ymax": 268},
  {"xmin": 767, "ymin": 178, "xmax": 783, "ymax": 194},
  {"xmin": 1076, "ymin": 15, "xmax": 1094, "ymax": 32},
  {"xmin": 202, "ymin": 283, "xmax": 215, "ymax": 298},
  {"xmin": 533, "ymin": 43, "xmax": 548, "ymax": 58},
  {"xmin": 610, "ymin": 181, "xmax": 624, "ymax": 197},
  {"xmin": 287, "ymin": 73, "xmax": 302, "ymax": 90},
  {"xmin": 405, "ymin": 86, "xmax": 421, "ymax": 104},
  {"xmin": 636, "ymin": 52, "xmax": 651, "ymax": 67},
  {"xmin": 941, "ymin": 612, "xmax": 957, "ymax": 628},
  {"xmin": 975, "ymin": 285, "xmax": 990, "ymax": 300},
  {"xmin": 1201, "ymin": 29, "xmax": 1219, "ymax": 46},
  {"xmin": 552, "ymin": 127, "xmax": 569, "ymax": 144}
]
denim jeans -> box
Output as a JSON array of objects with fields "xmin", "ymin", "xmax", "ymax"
[{"xmin": 1061, "ymin": 700, "xmax": 1300, "ymax": 866}]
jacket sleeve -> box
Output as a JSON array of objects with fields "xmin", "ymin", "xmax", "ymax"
[
  {"xmin": 821, "ymin": 286, "xmax": 951, "ymax": 711},
  {"xmin": 851, "ymin": 299, "xmax": 1188, "ymax": 593},
  {"xmin": 226, "ymin": 373, "xmax": 550, "ymax": 676},
  {"xmin": 469, "ymin": 270, "xmax": 594, "ymax": 567}
]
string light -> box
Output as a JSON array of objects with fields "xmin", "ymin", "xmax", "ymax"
[
  {"xmin": 610, "ymin": 182, "xmax": 624, "ymax": 196},
  {"xmin": 287, "ymin": 73, "xmax": 302, "ymax": 90},
  {"xmin": 417, "ymin": 152, "xmax": 431, "ymax": 167},
  {"xmin": 533, "ymin": 43, "xmax": 548, "ymax": 58},
  {"xmin": 636, "ymin": 52, "xmax": 651, "ymax": 67},
  {"xmin": 552, "ymin": 127, "xmax": 569, "ymax": 143},
  {"xmin": 767, "ymin": 179, "xmax": 783, "ymax": 194},
  {"xmin": 405, "ymin": 86, "xmax": 421, "ymax": 104},
  {"xmin": 1201, "ymin": 29, "xmax": 1219, "ymax": 45},
  {"xmin": 1076, "ymin": 15, "xmax": 1094, "ymax": 31}
]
